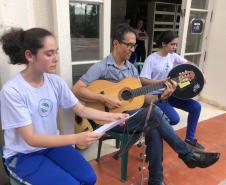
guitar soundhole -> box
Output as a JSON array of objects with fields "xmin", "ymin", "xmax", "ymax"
[{"xmin": 121, "ymin": 90, "xmax": 132, "ymax": 100}]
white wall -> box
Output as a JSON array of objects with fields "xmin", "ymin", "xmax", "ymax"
[
  {"xmin": 200, "ymin": 0, "xmax": 226, "ymax": 109},
  {"xmin": 33, "ymin": 0, "xmax": 54, "ymax": 32},
  {"xmin": 0, "ymin": 0, "xmax": 35, "ymax": 28},
  {"xmin": 0, "ymin": 0, "xmax": 34, "ymax": 86}
]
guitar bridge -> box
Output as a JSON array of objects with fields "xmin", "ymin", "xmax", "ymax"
[{"xmin": 178, "ymin": 81, "xmax": 190, "ymax": 88}]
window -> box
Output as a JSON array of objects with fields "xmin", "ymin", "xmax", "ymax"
[
  {"xmin": 70, "ymin": 2, "xmax": 101, "ymax": 62},
  {"xmin": 72, "ymin": 64, "xmax": 93, "ymax": 83},
  {"xmin": 191, "ymin": 0, "xmax": 209, "ymax": 9},
  {"xmin": 185, "ymin": 12, "xmax": 207, "ymax": 53}
]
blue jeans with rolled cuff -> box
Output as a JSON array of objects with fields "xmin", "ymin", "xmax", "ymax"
[{"xmin": 112, "ymin": 105, "xmax": 192, "ymax": 185}]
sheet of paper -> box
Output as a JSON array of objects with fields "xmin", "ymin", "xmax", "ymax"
[{"xmin": 93, "ymin": 110, "xmax": 140, "ymax": 133}]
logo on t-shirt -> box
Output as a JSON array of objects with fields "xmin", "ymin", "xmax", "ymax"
[{"xmin": 38, "ymin": 99, "xmax": 53, "ymax": 117}]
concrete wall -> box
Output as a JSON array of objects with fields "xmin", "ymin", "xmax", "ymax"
[
  {"xmin": 0, "ymin": 0, "xmax": 56, "ymax": 86},
  {"xmin": 33, "ymin": 0, "xmax": 54, "ymax": 32},
  {"xmin": 0, "ymin": 0, "xmax": 34, "ymax": 86},
  {"xmin": 200, "ymin": 0, "xmax": 226, "ymax": 109}
]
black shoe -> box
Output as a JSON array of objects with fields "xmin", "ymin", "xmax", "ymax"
[
  {"xmin": 185, "ymin": 138, "xmax": 205, "ymax": 152},
  {"xmin": 180, "ymin": 151, "xmax": 220, "ymax": 168}
]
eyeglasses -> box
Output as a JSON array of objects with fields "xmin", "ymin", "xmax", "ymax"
[{"xmin": 120, "ymin": 40, "xmax": 137, "ymax": 50}]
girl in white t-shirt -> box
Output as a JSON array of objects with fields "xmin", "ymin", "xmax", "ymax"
[
  {"xmin": 140, "ymin": 31, "xmax": 205, "ymax": 152},
  {"xmin": 0, "ymin": 27, "xmax": 128, "ymax": 185}
]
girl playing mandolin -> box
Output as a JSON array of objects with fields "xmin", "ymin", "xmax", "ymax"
[{"xmin": 140, "ymin": 31, "xmax": 205, "ymax": 152}]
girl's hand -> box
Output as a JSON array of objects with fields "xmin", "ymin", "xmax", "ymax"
[{"xmin": 75, "ymin": 131, "xmax": 104, "ymax": 146}]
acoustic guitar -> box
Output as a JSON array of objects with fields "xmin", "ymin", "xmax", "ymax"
[{"xmin": 85, "ymin": 64, "xmax": 202, "ymax": 124}]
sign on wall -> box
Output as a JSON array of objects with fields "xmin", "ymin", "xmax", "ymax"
[{"xmin": 190, "ymin": 18, "xmax": 204, "ymax": 34}]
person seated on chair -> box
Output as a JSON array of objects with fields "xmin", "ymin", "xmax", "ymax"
[
  {"xmin": 0, "ymin": 27, "xmax": 128, "ymax": 185},
  {"xmin": 73, "ymin": 24, "xmax": 220, "ymax": 185},
  {"xmin": 140, "ymin": 31, "xmax": 205, "ymax": 152}
]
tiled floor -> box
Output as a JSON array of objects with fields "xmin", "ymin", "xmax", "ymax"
[
  {"xmin": 79, "ymin": 101, "xmax": 226, "ymax": 185},
  {"xmin": 162, "ymin": 113, "xmax": 226, "ymax": 185},
  {"xmin": 90, "ymin": 113, "xmax": 226, "ymax": 185}
]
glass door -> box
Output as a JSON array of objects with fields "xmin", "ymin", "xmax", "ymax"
[
  {"xmin": 70, "ymin": 1, "xmax": 101, "ymax": 83},
  {"xmin": 69, "ymin": 0, "xmax": 110, "ymax": 84},
  {"xmin": 178, "ymin": 0, "xmax": 213, "ymax": 67}
]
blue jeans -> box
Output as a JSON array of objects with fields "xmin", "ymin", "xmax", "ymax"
[
  {"xmin": 112, "ymin": 105, "xmax": 191, "ymax": 185},
  {"xmin": 155, "ymin": 96, "xmax": 201, "ymax": 140},
  {"xmin": 5, "ymin": 146, "xmax": 96, "ymax": 185}
]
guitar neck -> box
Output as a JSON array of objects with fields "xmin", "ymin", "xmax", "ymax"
[{"xmin": 131, "ymin": 77, "xmax": 179, "ymax": 98}]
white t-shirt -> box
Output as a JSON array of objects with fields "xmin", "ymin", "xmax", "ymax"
[
  {"xmin": 140, "ymin": 52, "xmax": 187, "ymax": 94},
  {"xmin": 0, "ymin": 73, "xmax": 78, "ymax": 158}
]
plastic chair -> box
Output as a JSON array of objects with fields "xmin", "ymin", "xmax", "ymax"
[
  {"xmin": 0, "ymin": 146, "xmax": 25, "ymax": 185},
  {"xmin": 96, "ymin": 131, "xmax": 141, "ymax": 182},
  {"xmin": 134, "ymin": 61, "xmax": 144, "ymax": 74}
]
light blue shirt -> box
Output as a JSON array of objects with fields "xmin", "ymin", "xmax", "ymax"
[{"xmin": 80, "ymin": 54, "xmax": 139, "ymax": 84}]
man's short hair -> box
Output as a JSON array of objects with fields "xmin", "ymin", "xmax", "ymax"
[{"xmin": 112, "ymin": 24, "xmax": 136, "ymax": 43}]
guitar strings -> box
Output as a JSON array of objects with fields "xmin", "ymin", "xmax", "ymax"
[{"xmin": 131, "ymin": 75, "xmax": 182, "ymax": 99}]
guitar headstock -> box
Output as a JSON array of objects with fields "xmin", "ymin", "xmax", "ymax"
[{"xmin": 178, "ymin": 70, "xmax": 195, "ymax": 83}]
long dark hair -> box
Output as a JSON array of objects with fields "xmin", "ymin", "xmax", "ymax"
[
  {"xmin": 0, "ymin": 28, "xmax": 53, "ymax": 65},
  {"xmin": 155, "ymin": 31, "xmax": 178, "ymax": 48}
]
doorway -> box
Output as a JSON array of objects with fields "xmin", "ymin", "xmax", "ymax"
[
  {"xmin": 111, "ymin": 0, "xmax": 212, "ymax": 67},
  {"xmin": 111, "ymin": 0, "xmax": 182, "ymax": 56}
]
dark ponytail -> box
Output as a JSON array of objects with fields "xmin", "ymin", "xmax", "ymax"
[
  {"xmin": 0, "ymin": 28, "xmax": 24, "ymax": 64},
  {"xmin": 0, "ymin": 27, "xmax": 53, "ymax": 65},
  {"xmin": 155, "ymin": 31, "xmax": 178, "ymax": 48}
]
